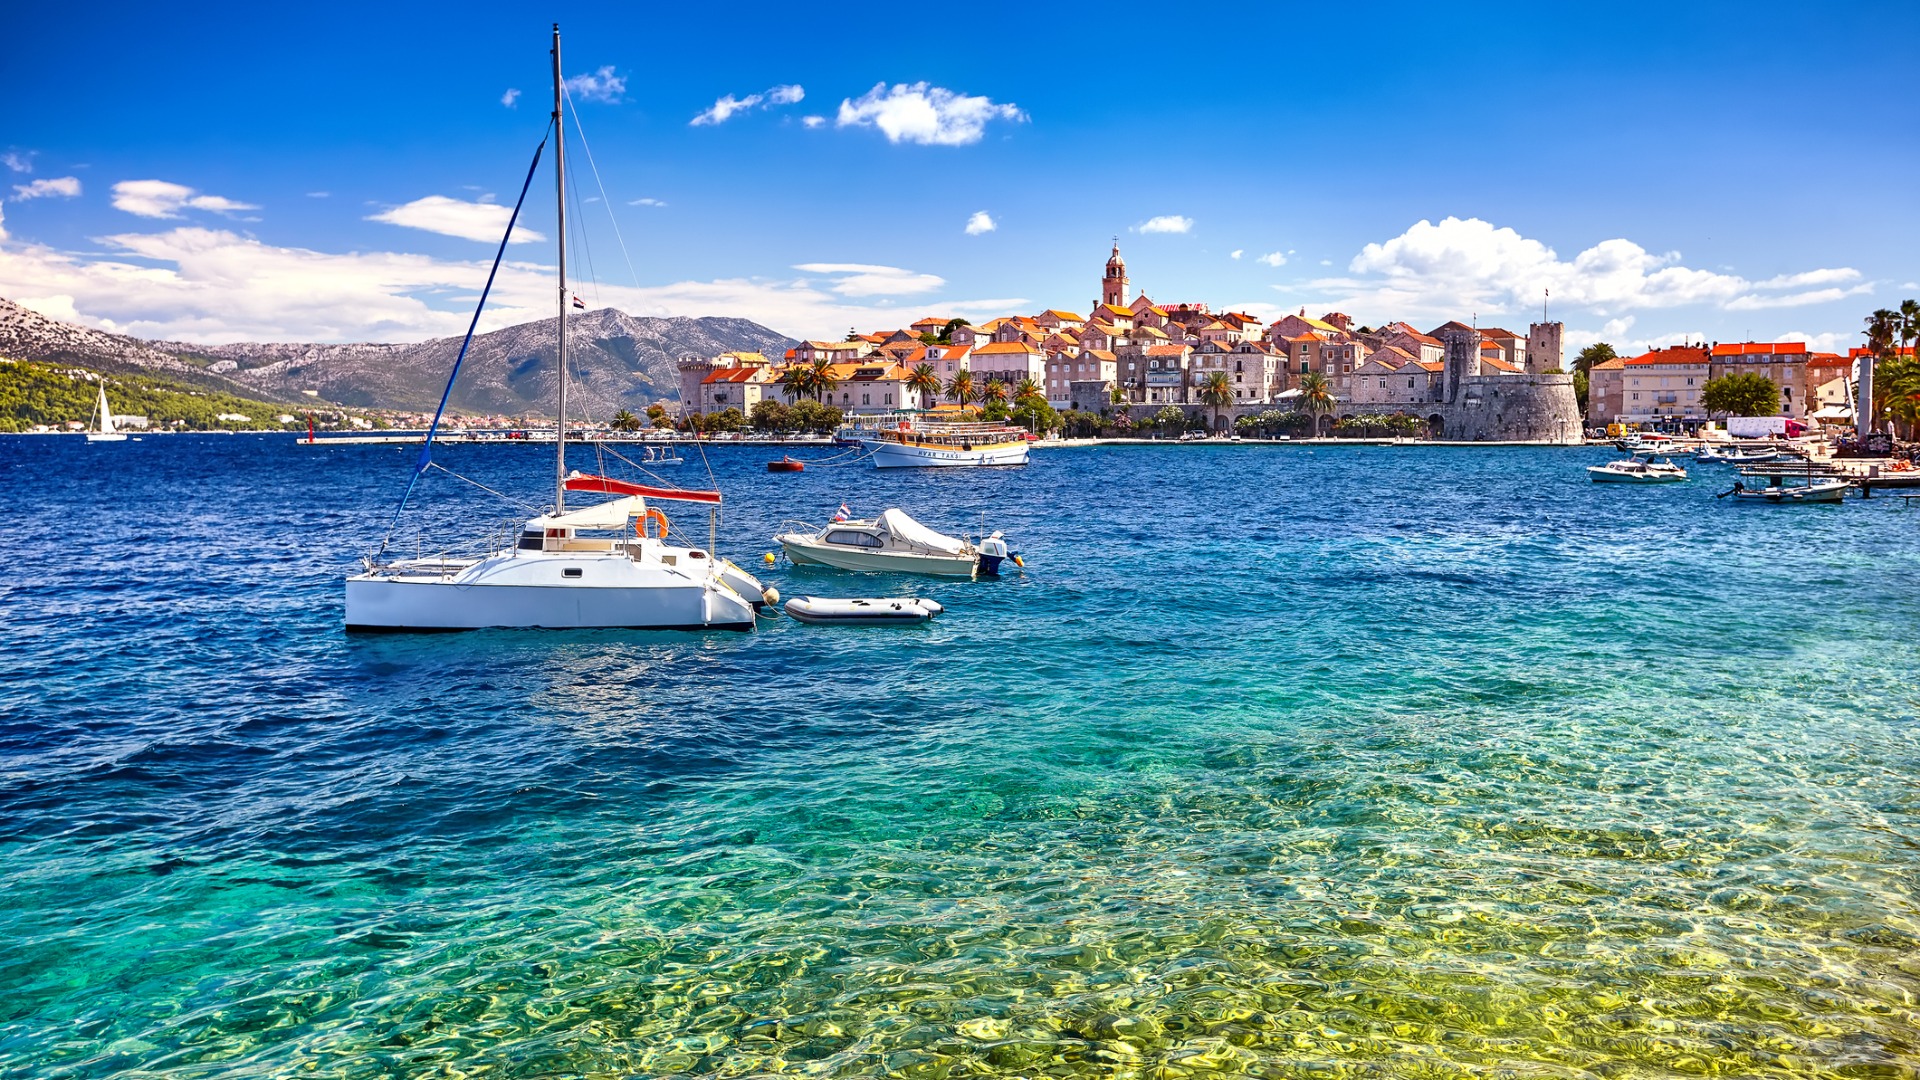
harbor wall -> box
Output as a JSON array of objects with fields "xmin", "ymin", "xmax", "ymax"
[{"xmin": 1433, "ymin": 373, "xmax": 1583, "ymax": 444}]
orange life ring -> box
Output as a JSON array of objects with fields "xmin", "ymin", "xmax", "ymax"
[{"xmin": 634, "ymin": 508, "xmax": 671, "ymax": 539}]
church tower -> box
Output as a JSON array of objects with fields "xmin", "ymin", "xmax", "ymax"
[{"xmin": 1101, "ymin": 241, "xmax": 1129, "ymax": 308}]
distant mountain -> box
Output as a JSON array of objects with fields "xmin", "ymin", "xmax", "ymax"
[{"xmin": 0, "ymin": 297, "xmax": 798, "ymax": 417}]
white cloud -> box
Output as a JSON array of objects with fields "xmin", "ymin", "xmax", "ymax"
[
  {"xmin": 367, "ymin": 195, "xmax": 545, "ymax": 244},
  {"xmin": 1771, "ymin": 329, "xmax": 1856, "ymax": 353},
  {"xmin": 12, "ymin": 177, "xmax": 81, "ymax": 201},
  {"xmin": 628, "ymin": 197, "xmax": 666, "ymax": 207},
  {"xmin": 306, "ymin": 191, "xmax": 330, "ymax": 198},
  {"xmin": 1900, "ymin": 281, "xmax": 1919, "ymax": 291},
  {"xmin": 1135, "ymin": 215, "xmax": 1193, "ymax": 235},
  {"xmin": 1229, "ymin": 250, "xmax": 1243, "ymax": 260},
  {"xmin": 1318, "ymin": 215, "xmax": 1864, "ymax": 321},
  {"xmin": 2, "ymin": 152, "xmax": 32, "ymax": 174},
  {"xmin": 501, "ymin": 88, "xmax": 521, "ymax": 108},
  {"xmin": 0, "ymin": 221, "xmax": 1023, "ymax": 343},
  {"xmin": 964, "ymin": 211, "xmax": 995, "ymax": 236},
  {"xmin": 110, "ymin": 179, "xmax": 258, "ymax": 219},
  {"xmin": 1319, "ymin": 259, "xmax": 1332, "ymax": 266},
  {"xmin": 801, "ymin": 115, "xmax": 825, "ymax": 129},
  {"xmin": 691, "ymin": 84, "xmax": 806, "ymax": 126},
  {"xmin": 1256, "ymin": 251, "xmax": 1286, "ymax": 267},
  {"xmin": 835, "ymin": 82, "xmax": 1025, "ymax": 146},
  {"xmin": 563, "ymin": 66, "xmax": 626, "ymax": 103},
  {"xmin": 0, "ymin": 203, "xmax": 7, "ymax": 241},
  {"xmin": 791, "ymin": 262, "xmax": 944, "ymax": 297}
]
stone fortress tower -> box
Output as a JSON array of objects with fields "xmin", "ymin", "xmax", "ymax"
[
  {"xmin": 1101, "ymin": 242, "xmax": 1129, "ymax": 308},
  {"xmin": 1526, "ymin": 321, "xmax": 1564, "ymax": 374},
  {"xmin": 1432, "ymin": 327, "xmax": 1582, "ymax": 443}
]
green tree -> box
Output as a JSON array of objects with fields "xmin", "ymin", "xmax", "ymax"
[
  {"xmin": 1702, "ymin": 372, "xmax": 1780, "ymax": 417},
  {"xmin": 1871, "ymin": 354, "xmax": 1920, "ymax": 438},
  {"xmin": 710, "ymin": 407, "xmax": 746, "ymax": 432},
  {"xmin": 907, "ymin": 362, "xmax": 941, "ymax": 406},
  {"xmin": 778, "ymin": 365, "xmax": 812, "ymax": 404},
  {"xmin": 1197, "ymin": 370, "xmax": 1234, "ymax": 431},
  {"xmin": 1151, "ymin": 404, "xmax": 1186, "ymax": 435},
  {"xmin": 645, "ymin": 403, "xmax": 671, "ymax": 428},
  {"xmin": 945, "ymin": 370, "xmax": 976, "ymax": 409},
  {"xmin": 981, "ymin": 380, "xmax": 1009, "ymax": 406},
  {"xmin": 1013, "ymin": 377, "xmax": 1045, "ymax": 409},
  {"xmin": 1572, "ymin": 369, "xmax": 1590, "ymax": 413},
  {"xmin": 1010, "ymin": 399, "xmax": 1060, "ymax": 434},
  {"xmin": 749, "ymin": 399, "xmax": 792, "ymax": 432},
  {"xmin": 1298, "ymin": 371, "xmax": 1335, "ymax": 434},
  {"xmin": 809, "ymin": 358, "xmax": 840, "ymax": 403},
  {"xmin": 939, "ymin": 318, "xmax": 969, "ymax": 344},
  {"xmin": 981, "ymin": 400, "xmax": 1009, "ymax": 422},
  {"xmin": 611, "ymin": 408, "xmax": 640, "ymax": 432},
  {"xmin": 1574, "ymin": 343, "xmax": 1617, "ymax": 378},
  {"xmin": 1108, "ymin": 383, "xmax": 1130, "ymax": 421}
]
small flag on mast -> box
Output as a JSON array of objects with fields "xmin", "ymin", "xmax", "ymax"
[
  {"xmin": 832, "ymin": 502, "xmax": 850, "ymax": 523},
  {"xmin": 571, "ymin": 294, "xmax": 585, "ymax": 310}
]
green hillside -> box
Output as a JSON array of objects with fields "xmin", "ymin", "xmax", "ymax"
[{"xmin": 0, "ymin": 357, "xmax": 311, "ymax": 433}]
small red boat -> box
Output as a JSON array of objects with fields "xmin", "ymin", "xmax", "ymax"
[{"xmin": 767, "ymin": 457, "xmax": 805, "ymax": 473}]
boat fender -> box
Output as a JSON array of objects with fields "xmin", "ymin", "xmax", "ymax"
[
  {"xmin": 635, "ymin": 508, "xmax": 671, "ymax": 539},
  {"xmin": 1012, "ymin": 554, "xmax": 1025, "ymax": 568},
  {"xmin": 763, "ymin": 552, "xmax": 777, "ymax": 564},
  {"xmin": 762, "ymin": 586, "xmax": 781, "ymax": 606}
]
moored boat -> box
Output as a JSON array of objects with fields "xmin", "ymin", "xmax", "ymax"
[
  {"xmin": 861, "ymin": 419, "xmax": 1030, "ymax": 468},
  {"xmin": 343, "ymin": 25, "xmax": 774, "ymax": 632},
  {"xmin": 1589, "ymin": 457, "xmax": 1689, "ymax": 483},
  {"xmin": 1721, "ymin": 478, "xmax": 1852, "ymax": 503},
  {"xmin": 776, "ymin": 510, "xmax": 986, "ymax": 576},
  {"xmin": 85, "ymin": 385, "xmax": 128, "ymax": 443},
  {"xmin": 783, "ymin": 595, "xmax": 944, "ymax": 625}
]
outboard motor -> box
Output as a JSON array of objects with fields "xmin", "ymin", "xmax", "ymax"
[{"xmin": 978, "ymin": 531, "xmax": 1009, "ymax": 575}]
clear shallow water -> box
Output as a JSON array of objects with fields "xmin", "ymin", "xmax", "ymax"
[{"xmin": 2, "ymin": 434, "xmax": 1917, "ymax": 1079}]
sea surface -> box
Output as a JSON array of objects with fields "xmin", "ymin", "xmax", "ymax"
[{"xmin": 2, "ymin": 434, "xmax": 1917, "ymax": 1080}]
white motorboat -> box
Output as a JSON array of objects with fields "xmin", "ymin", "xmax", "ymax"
[
  {"xmin": 1698, "ymin": 446, "xmax": 1778, "ymax": 464},
  {"xmin": 1722, "ymin": 479, "xmax": 1852, "ymax": 503},
  {"xmin": 85, "ymin": 385, "xmax": 128, "ymax": 442},
  {"xmin": 345, "ymin": 26, "xmax": 773, "ymax": 632},
  {"xmin": 775, "ymin": 510, "xmax": 984, "ymax": 577},
  {"xmin": 861, "ymin": 418, "xmax": 1030, "ymax": 468},
  {"xmin": 1588, "ymin": 457, "xmax": 1689, "ymax": 483},
  {"xmin": 784, "ymin": 596, "xmax": 944, "ymax": 625}
]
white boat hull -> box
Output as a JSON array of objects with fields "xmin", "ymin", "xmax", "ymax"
[
  {"xmin": 85, "ymin": 433, "xmax": 129, "ymax": 442},
  {"xmin": 784, "ymin": 595, "xmax": 944, "ymax": 625},
  {"xmin": 778, "ymin": 535, "xmax": 977, "ymax": 577},
  {"xmin": 1589, "ymin": 467, "xmax": 1687, "ymax": 483},
  {"xmin": 863, "ymin": 439, "xmax": 1029, "ymax": 468},
  {"xmin": 1729, "ymin": 481, "xmax": 1851, "ymax": 503},
  {"xmin": 345, "ymin": 546, "xmax": 757, "ymax": 631}
]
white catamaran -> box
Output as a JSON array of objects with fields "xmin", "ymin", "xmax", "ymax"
[
  {"xmin": 344, "ymin": 25, "xmax": 774, "ymax": 632},
  {"xmin": 86, "ymin": 385, "xmax": 127, "ymax": 442}
]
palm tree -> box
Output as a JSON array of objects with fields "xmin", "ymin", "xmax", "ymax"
[
  {"xmin": 907, "ymin": 362, "xmax": 941, "ymax": 408},
  {"xmin": 1197, "ymin": 370, "xmax": 1233, "ymax": 432},
  {"xmin": 1013, "ymin": 377, "xmax": 1044, "ymax": 409},
  {"xmin": 778, "ymin": 365, "xmax": 811, "ymax": 404},
  {"xmin": 1108, "ymin": 382, "xmax": 1130, "ymax": 420},
  {"xmin": 1901, "ymin": 298, "xmax": 1919, "ymax": 355},
  {"xmin": 981, "ymin": 380, "xmax": 1009, "ymax": 407},
  {"xmin": 945, "ymin": 370, "xmax": 975, "ymax": 410},
  {"xmin": 611, "ymin": 408, "xmax": 639, "ymax": 432},
  {"xmin": 810, "ymin": 358, "xmax": 840, "ymax": 403},
  {"xmin": 1299, "ymin": 371, "xmax": 1335, "ymax": 435}
]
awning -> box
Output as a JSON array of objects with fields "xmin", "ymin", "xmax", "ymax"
[
  {"xmin": 527, "ymin": 495, "xmax": 646, "ymax": 531},
  {"xmin": 1810, "ymin": 405, "xmax": 1852, "ymax": 420}
]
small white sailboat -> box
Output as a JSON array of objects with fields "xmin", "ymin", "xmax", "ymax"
[
  {"xmin": 85, "ymin": 385, "xmax": 128, "ymax": 442},
  {"xmin": 345, "ymin": 25, "xmax": 773, "ymax": 632}
]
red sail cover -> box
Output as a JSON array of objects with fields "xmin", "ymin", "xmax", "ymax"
[{"xmin": 563, "ymin": 473, "xmax": 722, "ymax": 504}]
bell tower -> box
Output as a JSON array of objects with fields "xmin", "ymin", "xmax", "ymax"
[{"xmin": 1101, "ymin": 240, "xmax": 1128, "ymax": 308}]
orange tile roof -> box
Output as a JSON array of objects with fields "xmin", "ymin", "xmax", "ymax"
[
  {"xmin": 1626, "ymin": 346, "xmax": 1710, "ymax": 366},
  {"xmin": 1480, "ymin": 356, "xmax": 1521, "ymax": 373},
  {"xmin": 1098, "ymin": 304, "xmax": 1133, "ymax": 318},
  {"xmin": 1590, "ymin": 356, "xmax": 1627, "ymax": 370},
  {"xmin": 973, "ymin": 341, "xmax": 1042, "ymax": 355},
  {"xmin": 1145, "ymin": 344, "xmax": 1191, "ymax": 356},
  {"xmin": 1083, "ymin": 349, "xmax": 1117, "ymax": 361},
  {"xmin": 1711, "ymin": 341, "xmax": 1808, "ymax": 356}
]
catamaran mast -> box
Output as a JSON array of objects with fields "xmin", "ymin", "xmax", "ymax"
[{"xmin": 551, "ymin": 23, "xmax": 569, "ymax": 512}]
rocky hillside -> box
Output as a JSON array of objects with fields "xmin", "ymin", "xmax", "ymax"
[{"xmin": 0, "ymin": 298, "xmax": 797, "ymax": 416}]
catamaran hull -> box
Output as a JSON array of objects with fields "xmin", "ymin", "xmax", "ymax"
[
  {"xmin": 344, "ymin": 578, "xmax": 754, "ymax": 631},
  {"xmin": 862, "ymin": 440, "xmax": 1029, "ymax": 468}
]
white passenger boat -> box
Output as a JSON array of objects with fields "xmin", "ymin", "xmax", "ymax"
[
  {"xmin": 784, "ymin": 595, "xmax": 944, "ymax": 625},
  {"xmin": 1588, "ymin": 457, "xmax": 1689, "ymax": 483},
  {"xmin": 85, "ymin": 385, "xmax": 128, "ymax": 442},
  {"xmin": 861, "ymin": 419, "xmax": 1030, "ymax": 468},
  {"xmin": 775, "ymin": 510, "xmax": 984, "ymax": 576},
  {"xmin": 345, "ymin": 26, "xmax": 773, "ymax": 632}
]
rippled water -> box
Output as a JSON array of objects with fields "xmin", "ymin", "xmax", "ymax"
[{"xmin": 2, "ymin": 434, "xmax": 1917, "ymax": 1079}]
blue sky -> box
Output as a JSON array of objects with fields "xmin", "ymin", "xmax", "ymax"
[{"xmin": 2, "ymin": 0, "xmax": 1915, "ymax": 355}]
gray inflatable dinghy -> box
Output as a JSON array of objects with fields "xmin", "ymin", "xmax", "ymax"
[{"xmin": 783, "ymin": 596, "xmax": 945, "ymax": 625}]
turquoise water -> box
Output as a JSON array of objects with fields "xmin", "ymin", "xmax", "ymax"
[{"xmin": 2, "ymin": 435, "xmax": 1917, "ymax": 1079}]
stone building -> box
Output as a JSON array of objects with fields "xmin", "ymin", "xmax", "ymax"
[{"xmin": 1708, "ymin": 341, "xmax": 1809, "ymax": 420}]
